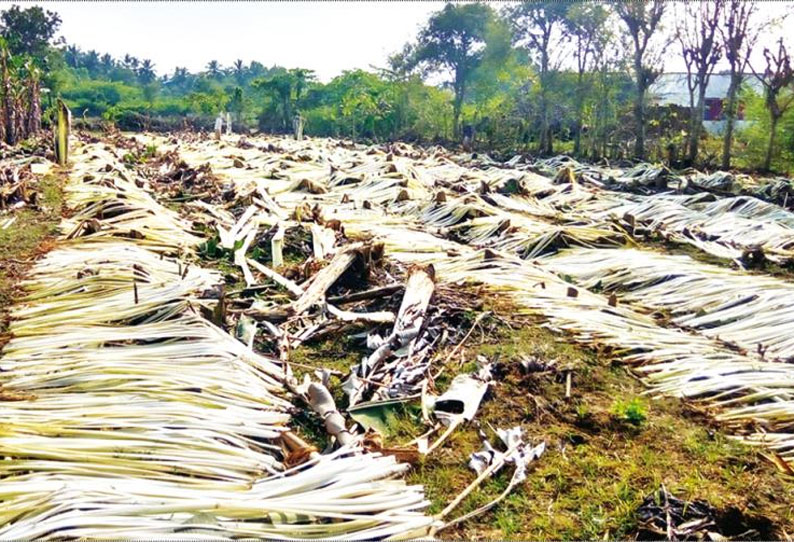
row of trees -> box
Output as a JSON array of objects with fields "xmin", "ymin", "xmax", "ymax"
[
  {"xmin": 1, "ymin": 2, "xmax": 792, "ymax": 172},
  {"xmin": 402, "ymin": 1, "xmax": 791, "ymax": 170}
]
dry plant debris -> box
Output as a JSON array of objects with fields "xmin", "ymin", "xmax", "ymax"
[{"xmin": 2, "ymin": 130, "xmax": 794, "ymax": 538}]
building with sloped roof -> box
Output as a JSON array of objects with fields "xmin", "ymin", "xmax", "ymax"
[{"xmin": 650, "ymin": 73, "xmax": 764, "ymax": 134}]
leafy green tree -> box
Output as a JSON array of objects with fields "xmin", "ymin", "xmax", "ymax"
[
  {"xmin": 83, "ymin": 49, "xmax": 100, "ymax": 75},
  {"xmin": 565, "ymin": 3, "xmax": 610, "ymax": 156},
  {"xmin": 142, "ymin": 81, "xmax": 159, "ymax": 109},
  {"xmin": 752, "ymin": 38, "xmax": 794, "ymax": 171},
  {"xmin": 64, "ymin": 44, "xmax": 80, "ymax": 68},
  {"xmin": 467, "ymin": 17, "xmax": 529, "ymax": 149},
  {"xmin": 720, "ymin": 0, "xmax": 763, "ymax": 169},
  {"xmin": 0, "ymin": 4, "xmax": 61, "ymax": 58},
  {"xmin": 253, "ymin": 68, "xmax": 315, "ymax": 131},
  {"xmin": 412, "ymin": 3, "xmax": 495, "ymax": 139},
  {"xmin": 229, "ymin": 86, "xmax": 244, "ymax": 123},
  {"xmin": 231, "ymin": 59, "xmax": 246, "ymax": 86},
  {"xmin": 248, "ymin": 61, "xmax": 266, "ymax": 80},
  {"xmin": 187, "ymin": 89, "xmax": 227, "ymax": 116},
  {"xmin": 100, "ymin": 53, "xmax": 114, "ymax": 75}
]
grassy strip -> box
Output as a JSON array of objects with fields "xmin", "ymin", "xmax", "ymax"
[{"xmin": 0, "ymin": 172, "xmax": 64, "ymax": 342}]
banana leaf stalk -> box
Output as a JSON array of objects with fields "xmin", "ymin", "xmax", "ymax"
[
  {"xmin": 542, "ymin": 247, "xmax": 794, "ymax": 360},
  {"xmin": 0, "ymin": 138, "xmax": 434, "ymax": 538},
  {"xmin": 158, "ymin": 133, "xmax": 794, "ymax": 469}
]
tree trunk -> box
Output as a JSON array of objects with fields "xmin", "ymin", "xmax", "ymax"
[
  {"xmin": 764, "ymin": 114, "xmax": 779, "ymax": 172},
  {"xmin": 573, "ymin": 75, "xmax": 585, "ymax": 157},
  {"xmin": 538, "ymin": 87, "xmax": 549, "ymax": 155},
  {"xmin": 452, "ymin": 98, "xmax": 461, "ymax": 141},
  {"xmin": 688, "ymin": 86, "xmax": 707, "ymax": 165},
  {"xmin": 282, "ymin": 93, "xmax": 292, "ymax": 132},
  {"xmin": 538, "ymin": 46, "xmax": 553, "ymax": 156},
  {"xmin": 1, "ymin": 51, "xmax": 15, "ymax": 146},
  {"xmin": 633, "ymin": 53, "xmax": 646, "ymax": 160},
  {"xmin": 633, "ymin": 86, "xmax": 645, "ymax": 160},
  {"xmin": 721, "ymin": 73, "xmax": 741, "ymax": 169}
]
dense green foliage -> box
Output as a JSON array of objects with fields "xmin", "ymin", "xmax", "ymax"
[{"xmin": 0, "ymin": 2, "xmax": 792, "ymax": 173}]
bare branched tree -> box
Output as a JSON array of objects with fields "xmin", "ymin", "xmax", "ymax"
[
  {"xmin": 615, "ymin": 0, "xmax": 669, "ymax": 160},
  {"xmin": 751, "ymin": 38, "xmax": 794, "ymax": 171},
  {"xmin": 719, "ymin": 0, "xmax": 761, "ymax": 169},
  {"xmin": 676, "ymin": 1, "xmax": 723, "ymax": 166}
]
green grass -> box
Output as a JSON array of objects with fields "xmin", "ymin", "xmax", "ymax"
[
  {"xmin": 0, "ymin": 173, "xmax": 65, "ymax": 340},
  {"xmin": 399, "ymin": 317, "xmax": 794, "ymax": 540}
]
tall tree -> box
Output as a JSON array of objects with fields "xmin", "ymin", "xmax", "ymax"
[
  {"xmin": 122, "ymin": 54, "xmax": 138, "ymax": 71},
  {"xmin": 229, "ymin": 86, "xmax": 244, "ymax": 124},
  {"xmin": 83, "ymin": 49, "xmax": 100, "ymax": 75},
  {"xmin": 676, "ymin": 1, "xmax": 723, "ymax": 165},
  {"xmin": 137, "ymin": 59, "xmax": 156, "ymax": 84},
  {"xmin": 100, "ymin": 52, "xmax": 114, "ymax": 75},
  {"xmin": 248, "ymin": 61, "xmax": 266, "ymax": 80},
  {"xmin": 206, "ymin": 60, "xmax": 222, "ymax": 80},
  {"xmin": 615, "ymin": 0, "xmax": 668, "ymax": 160},
  {"xmin": 565, "ymin": 3, "xmax": 609, "ymax": 157},
  {"xmin": 751, "ymin": 38, "xmax": 794, "ymax": 171},
  {"xmin": 232, "ymin": 59, "xmax": 246, "ymax": 86},
  {"xmin": 719, "ymin": 0, "xmax": 761, "ymax": 169},
  {"xmin": 508, "ymin": 1, "xmax": 569, "ymax": 154},
  {"xmin": 412, "ymin": 3, "xmax": 494, "ymax": 139},
  {"xmin": 64, "ymin": 44, "xmax": 80, "ymax": 68},
  {"xmin": 167, "ymin": 66, "xmax": 189, "ymax": 92},
  {"xmin": 0, "ymin": 4, "xmax": 61, "ymax": 58},
  {"xmin": 253, "ymin": 68, "xmax": 315, "ymax": 131}
]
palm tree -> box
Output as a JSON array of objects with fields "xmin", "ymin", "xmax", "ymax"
[
  {"xmin": 232, "ymin": 59, "xmax": 246, "ymax": 86},
  {"xmin": 206, "ymin": 60, "xmax": 222, "ymax": 80},
  {"xmin": 171, "ymin": 67, "xmax": 188, "ymax": 83},
  {"xmin": 83, "ymin": 50, "xmax": 100, "ymax": 75},
  {"xmin": 137, "ymin": 59, "xmax": 156, "ymax": 84},
  {"xmin": 64, "ymin": 45, "xmax": 80, "ymax": 68},
  {"xmin": 100, "ymin": 53, "xmax": 114, "ymax": 75},
  {"xmin": 123, "ymin": 54, "xmax": 139, "ymax": 71},
  {"xmin": 166, "ymin": 67, "xmax": 190, "ymax": 92}
]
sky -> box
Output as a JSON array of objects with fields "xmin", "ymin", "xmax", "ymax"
[
  {"xmin": 0, "ymin": 1, "xmax": 448, "ymax": 81},
  {"xmin": 0, "ymin": 1, "xmax": 791, "ymax": 82}
]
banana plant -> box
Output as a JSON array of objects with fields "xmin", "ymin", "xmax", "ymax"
[{"xmin": 54, "ymin": 98, "xmax": 70, "ymax": 166}]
